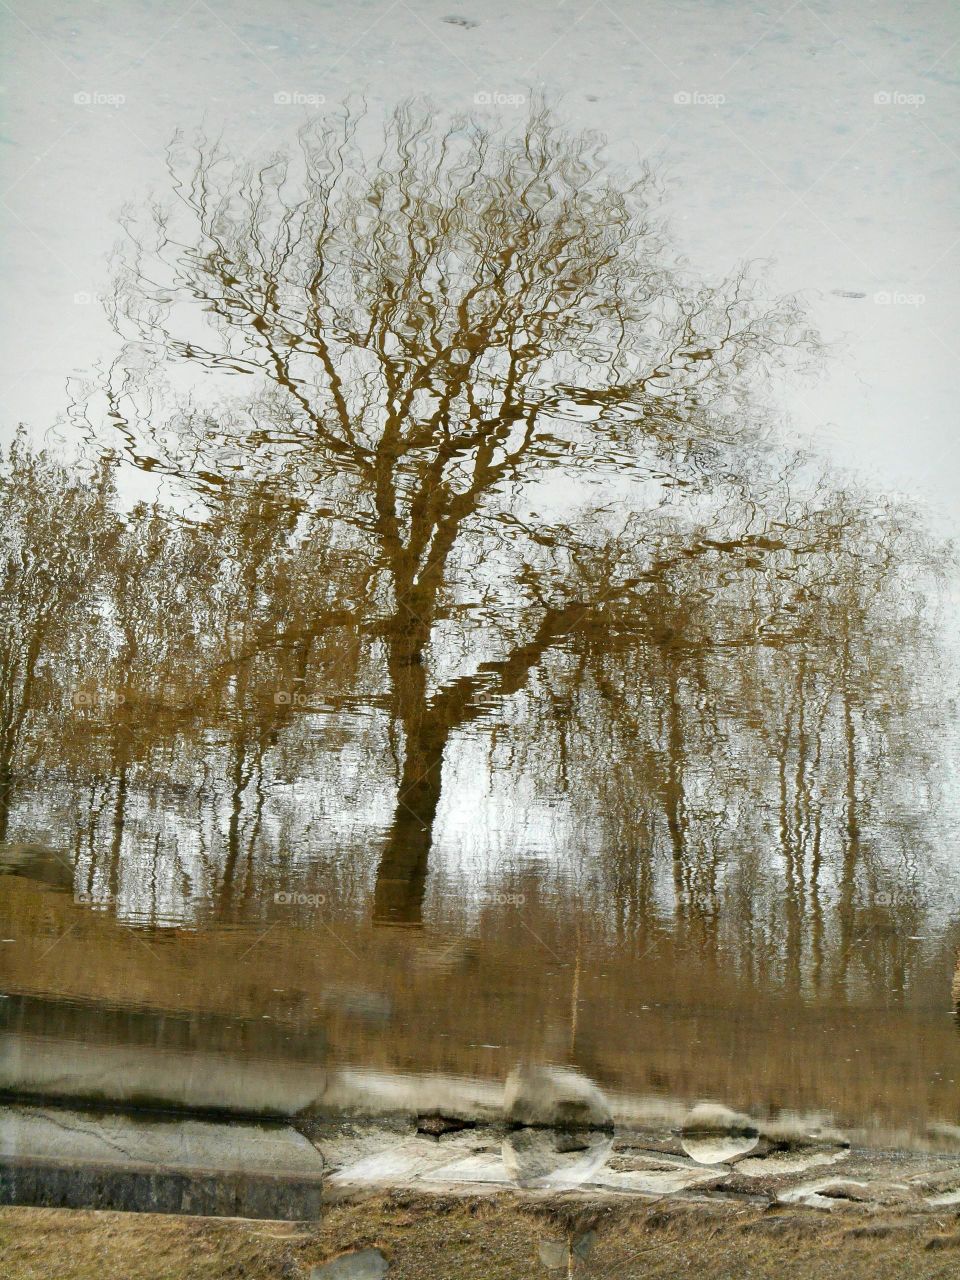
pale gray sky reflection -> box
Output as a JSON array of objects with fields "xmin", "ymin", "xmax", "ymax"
[{"xmin": 1, "ymin": 0, "xmax": 957, "ymax": 526}]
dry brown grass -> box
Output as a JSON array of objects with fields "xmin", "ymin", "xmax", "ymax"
[
  {"xmin": 3, "ymin": 1195, "xmax": 960, "ymax": 1279},
  {"xmin": 4, "ymin": 877, "xmax": 960, "ymax": 1139}
]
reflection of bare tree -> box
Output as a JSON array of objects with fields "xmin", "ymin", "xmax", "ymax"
[
  {"xmin": 73, "ymin": 106, "xmax": 816, "ymax": 923},
  {"xmin": 0, "ymin": 440, "xmax": 949, "ymax": 1001},
  {"xmin": 0, "ymin": 435, "xmax": 121, "ymax": 842},
  {"xmin": 0, "ymin": 106, "xmax": 938, "ymax": 1006},
  {"xmin": 525, "ymin": 487, "xmax": 949, "ymax": 1000}
]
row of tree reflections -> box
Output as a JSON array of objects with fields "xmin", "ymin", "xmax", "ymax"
[{"xmin": 2, "ymin": 107, "xmax": 955, "ymax": 1000}]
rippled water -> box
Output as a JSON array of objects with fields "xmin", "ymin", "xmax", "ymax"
[{"xmin": 2, "ymin": 2, "xmax": 960, "ymax": 1157}]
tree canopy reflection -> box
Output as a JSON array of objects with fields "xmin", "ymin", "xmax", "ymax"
[{"xmin": 3, "ymin": 108, "xmax": 952, "ymax": 1011}]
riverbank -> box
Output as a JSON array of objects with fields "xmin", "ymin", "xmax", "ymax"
[{"xmin": 4, "ymin": 1191, "xmax": 960, "ymax": 1279}]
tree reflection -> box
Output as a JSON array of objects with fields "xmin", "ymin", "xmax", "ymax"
[{"xmin": 2, "ymin": 106, "xmax": 949, "ymax": 1008}]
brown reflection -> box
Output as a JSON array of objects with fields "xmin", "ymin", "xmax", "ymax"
[
  {"xmin": 0, "ymin": 102, "xmax": 954, "ymax": 1062},
  {"xmin": 68, "ymin": 106, "xmax": 830, "ymax": 923}
]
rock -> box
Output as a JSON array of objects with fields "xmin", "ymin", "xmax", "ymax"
[
  {"xmin": 503, "ymin": 1066, "xmax": 613, "ymax": 1130},
  {"xmin": 814, "ymin": 1180, "xmax": 875, "ymax": 1202},
  {"xmin": 816, "ymin": 1180, "xmax": 914, "ymax": 1206},
  {"xmin": 680, "ymin": 1103, "xmax": 759, "ymax": 1164},
  {"xmin": 416, "ymin": 1114, "xmax": 475, "ymax": 1139},
  {"xmin": 597, "ymin": 1164, "xmax": 725, "ymax": 1195},
  {"xmin": 1, "ymin": 1103, "xmax": 324, "ymax": 1220},
  {"xmin": 737, "ymin": 1148, "xmax": 848, "ymax": 1179},
  {"xmin": 572, "ymin": 1230, "xmax": 596, "ymax": 1259},
  {"xmin": 681, "ymin": 1102, "xmax": 758, "ymax": 1136},
  {"xmin": 502, "ymin": 1127, "xmax": 613, "ymax": 1187},
  {"xmin": 537, "ymin": 1238, "xmax": 567, "ymax": 1269},
  {"xmin": 535, "ymin": 1230, "xmax": 595, "ymax": 1269},
  {"xmin": 682, "ymin": 1133, "xmax": 759, "ymax": 1164},
  {"xmin": 608, "ymin": 1152, "xmax": 691, "ymax": 1173},
  {"xmin": 778, "ymin": 1175, "xmax": 879, "ymax": 1207},
  {"xmin": 311, "ymin": 1248, "xmax": 389, "ymax": 1278}
]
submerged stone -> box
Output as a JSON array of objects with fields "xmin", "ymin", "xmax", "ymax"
[
  {"xmin": 537, "ymin": 1238, "xmax": 567, "ymax": 1269},
  {"xmin": 502, "ymin": 1126, "xmax": 613, "ymax": 1186},
  {"xmin": 537, "ymin": 1230, "xmax": 595, "ymax": 1268},
  {"xmin": 503, "ymin": 1066, "xmax": 613, "ymax": 1129},
  {"xmin": 680, "ymin": 1102, "xmax": 759, "ymax": 1164}
]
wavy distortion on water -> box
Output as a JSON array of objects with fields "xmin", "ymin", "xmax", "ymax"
[{"xmin": 2, "ymin": 106, "xmax": 958, "ymax": 1141}]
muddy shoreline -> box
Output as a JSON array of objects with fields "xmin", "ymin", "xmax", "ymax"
[
  {"xmin": 4, "ymin": 1091, "xmax": 960, "ymax": 1218},
  {"xmin": 5, "ymin": 1191, "xmax": 960, "ymax": 1279}
]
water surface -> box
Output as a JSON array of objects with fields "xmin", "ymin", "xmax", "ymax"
[{"xmin": 1, "ymin": 2, "xmax": 960, "ymax": 1153}]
